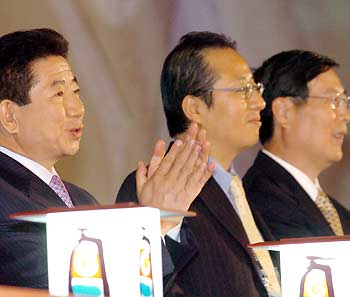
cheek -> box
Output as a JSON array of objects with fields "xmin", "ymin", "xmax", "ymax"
[
  {"xmin": 40, "ymin": 109, "xmax": 67, "ymax": 139},
  {"xmin": 298, "ymin": 111, "xmax": 335, "ymax": 148}
]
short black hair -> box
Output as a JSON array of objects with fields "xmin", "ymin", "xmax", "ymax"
[
  {"xmin": 0, "ymin": 28, "xmax": 69, "ymax": 106},
  {"xmin": 254, "ymin": 50, "xmax": 338, "ymax": 144},
  {"xmin": 161, "ymin": 31, "xmax": 237, "ymax": 137}
]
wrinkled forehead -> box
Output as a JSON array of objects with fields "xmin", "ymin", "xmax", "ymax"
[
  {"xmin": 203, "ymin": 48, "xmax": 252, "ymax": 83},
  {"xmin": 29, "ymin": 55, "xmax": 75, "ymax": 84}
]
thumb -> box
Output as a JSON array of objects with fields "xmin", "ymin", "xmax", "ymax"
[{"xmin": 136, "ymin": 160, "xmax": 147, "ymax": 200}]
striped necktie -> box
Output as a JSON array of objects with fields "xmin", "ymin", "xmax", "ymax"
[{"xmin": 230, "ymin": 175, "xmax": 281, "ymax": 297}]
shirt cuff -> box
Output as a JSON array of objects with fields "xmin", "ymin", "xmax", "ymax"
[{"xmin": 164, "ymin": 219, "xmax": 183, "ymax": 243}]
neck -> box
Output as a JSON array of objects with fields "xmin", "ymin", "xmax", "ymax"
[
  {"xmin": 0, "ymin": 142, "xmax": 55, "ymax": 171},
  {"xmin": 176, "ymin": 131, "xmax": 241, "ymax": 170},
  {"xmin": 209, "ymin": 145, "xmax": 239, "ymax": 170},
  {"xmin": 264, "ymin": 140, "xmax": 324, "ymax": 181}
]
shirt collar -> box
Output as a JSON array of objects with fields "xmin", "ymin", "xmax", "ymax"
[
  {"xmin": 0, "ymin": 146, "xmax": 58, "ymax": 185},
  {"xmin": 262, "ymin": 149, "xmax": 320, "ymax": 201},
  {"xmin": 209, "ymin": 157, "xmax": 234, "ymax": 198}
]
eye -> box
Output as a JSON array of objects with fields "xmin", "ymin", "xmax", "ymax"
[{"xmin": 74, "ymin": 88, "xmax": 80, "ymax": 94}]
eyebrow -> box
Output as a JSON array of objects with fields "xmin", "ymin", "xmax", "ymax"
[
  {"xmin": 51, "ymin": 76, "xmax": 78, "ymax": 87},
  {"xmin": 323, "ymin": 87, "xmax": 345, "ymax": 95},
  {"xmin": 238, "ymin": 75, "xmax": 253, "ymax": 82}
]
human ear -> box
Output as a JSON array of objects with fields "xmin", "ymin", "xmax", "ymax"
[
  {"xmin": 182, "ymin": 95, "xmax": 208, "ymax": 125},
  {"xmin": 0, "ymin": 99, "xmax": 19, "ymax": 134},
  {"xmin": 271, "ymin": 97, "xmax": 295, "ymax": 128}
]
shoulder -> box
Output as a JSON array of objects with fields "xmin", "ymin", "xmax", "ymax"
[
  {"xmin": 330, "ymin": 196, "xmax": 349, "ymax": 215},
  {"xmin": 63, "ymin": 181, "xmax": 99, "ymax": 205},
  {"xmin": 116, "ymin": 170, "xmax": 138, "ymax": 203}
]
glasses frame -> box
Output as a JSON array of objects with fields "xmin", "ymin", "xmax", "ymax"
[
  {"xmin": 207, "ymin": 82, "xmax": 264, "ymax": 99},
  {"xmin": 307, "ymin": 92, "xmax": 350, "ymax": 110}
]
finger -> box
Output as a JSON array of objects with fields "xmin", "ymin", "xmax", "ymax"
[
  {"xmin": 176, "ymin": 143, "xmax": 202, "ymax": 185},
  {"xmin": 180, "ymin": 161, "xmax": 208, "ymax": 206},
  {"xmin": 198, "ymin": 162, "xmax": 215, "ymax": 185},
  {"xmin": 195, "ymin": 128, "xmax": 210, "ymax": 164},
  {"xmin": 186, "ymin": 122, "xmax": 199, "ymax": 140},
  {"xmin": 163, "ymin": 124, "xmax": 198, "ymax": 179},
  {"xmin": 196, "ymin": 127, "xmax": 206, "ymax": 146},
  {"xmin": 153, "ymin": 139, "xmax": 183, "ymax": 176},
  {"xmin": 136, "ymin": 161, "xmax": 148, "ymax": 202},
  {"xmin": 199, "ymin": 140, "xmax": 210, "ymax": 164},
  {"xmin": 184, "ymin": 160, "xmax": 214, "ymax": 198},
  {"xmin": 166, "ymin": 135, "xmax": 195, "ymax": 181},
  {"xmin": 147, "ymin": 139, "xmax": 166, "ymax": 178}
]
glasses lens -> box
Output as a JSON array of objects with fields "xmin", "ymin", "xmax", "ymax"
[
  {"xmin": 334, "ymin": 94, "xmax": 350, "ymax": 110},
  {"xmin": 244, "ymin": 83, "xmax": 252, "ymax": 99},
  {"xmin": 344, "ymin": 96, "xmax": 350, "ymax": 110},
  {"xmin": 245, "ymin": 82, "xmax": 264, "ymax": 99},
  {"xmin": 257, "ymin": 83, "xmax": 264, "ymax": 95}
]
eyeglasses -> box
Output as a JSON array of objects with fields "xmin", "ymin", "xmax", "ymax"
[
  {"xmin": 308, "ymin": 92, "xmax": 350, "ymax": 110},
  {"xmin": 207, "ymin": 82, "xmax": 264, "ymax": 99}
]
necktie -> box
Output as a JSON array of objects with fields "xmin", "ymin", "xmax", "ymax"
[
  {"xmin": 49, "ymin": 175, "xmax": 74, "ymax": 208},
  {"xmin": 315, "ymin": 190, "xmax": 343, "ymax": 236},
  {"xmin": 230, "ymin": 175, "xmax": 281, "ymax": 297}
]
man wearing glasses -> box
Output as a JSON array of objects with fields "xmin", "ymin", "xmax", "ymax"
[
  {"xmin": 117, "ymin": 31, "xmax": 280, "ymax": 297},
  {"xmin": 0, "ymin": 28, "xmax": 213, "ymax": 289},
  {"xmin": 243, "ymin": 50, "xmax": 350, "ymax": 241}
]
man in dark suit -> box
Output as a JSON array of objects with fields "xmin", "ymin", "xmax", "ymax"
[
  {"xmin": 0, "ymin": 28, "xmax": 213, "ymax": 289},
  {"xmin": 243, "ymin": 50, "xmax": 350, "ymax": 240},
  {"xmin": 117, "ymin": 32, "xmax": 281, "ymax": 297}
]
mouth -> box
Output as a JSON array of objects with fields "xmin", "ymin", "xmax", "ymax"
[
  {"xmin": 332, "ymin": 126, "xmax": 348, "ymax": 144},
  {"xmin": 333, "ymin": 133, "xmax": 345, "ymax": 143},
  {"xmin": 248, "ymin": 118, "xmax": 261, "ymax": 126},
  {"xmin": 69, "ymin": 127, "xmax": 84, "ymax": 139}
]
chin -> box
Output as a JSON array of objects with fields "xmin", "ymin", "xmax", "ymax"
[
  {"xmin": 333, "ymin": 150, "xmax": 343, "ymax": 162},
  {"xmin": 65, "ymin": 144, "xmax": 80, "ymax": 156},
  {"xmin": 325, "ymin": 149, "xmax": 343, "ymax": 164},
  {"xmin": 246, "ymin": 134, "xmax": 260, "ymax": 148},
  {"xmin": 238, "ymin": 140, "xmax": 259, "ymax": 152}
]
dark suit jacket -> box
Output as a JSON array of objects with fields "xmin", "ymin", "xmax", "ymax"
[
  {"xmin": 243, "ymin": 151, "xmax": 350, "ymax": 240},
  {"xmin": 0, "ymin": 151, "xmax": 98, "ymax": 288},
  {"xmin": 117, "ymin": 171, "xmax": 273, "ymax": 297}
]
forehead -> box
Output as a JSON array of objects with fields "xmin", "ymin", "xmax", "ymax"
[
  {"xmin": 30, "ymin": 55, "xmax": 74, "ymax": 84},
  {"xmin": 307, "ymin": 68, "xmax": 344, "ymax": 94},
  {"xmin": 203, "ymin": 48, "xmax": 252, "ymax": 83}
]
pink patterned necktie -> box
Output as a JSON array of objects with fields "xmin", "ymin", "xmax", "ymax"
[{"xmin": 49, "ymin": 175, "xmax": 74, "ymax": 208}]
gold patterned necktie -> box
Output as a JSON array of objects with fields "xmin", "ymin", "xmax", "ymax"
[
  {"xmin": 315, "ymin": 190, "xmax": 343, "ymax": 236},
  {"xmin": 230, "ymin": 175, "xmax": 281, "ymax": 297}
]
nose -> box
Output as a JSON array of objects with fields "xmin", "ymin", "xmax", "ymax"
[
  {"xmin": 65, "ymin": 93, "xmax": 85, "ymax": 118},
  {"xmin": 249, "ymin": 91, "xmax": 266, "ymax": 111},
  {"xmin": 336, "ymin": 104, "xmax": 350, "ymax": 124}
]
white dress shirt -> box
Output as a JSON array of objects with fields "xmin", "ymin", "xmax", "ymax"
[
  {"xmin": 0, "ymin": 146, "xmax": 59, "ymax": 185},
  {"xmin": 262, "ymin": 149, "xmax": 321, "ymax": 202},
  {"xmin": 0, "ymin": 145, "xmax": 183, "ymax": 241}
]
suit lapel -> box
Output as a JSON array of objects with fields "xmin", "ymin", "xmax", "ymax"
[
  {"xmin": 29, "ymin": 177, "xmax": 66, "ymax": 208},
  {"xmin": 65, "ymin": 182, "xmax": 98, "ymax": 206},
  {"xmin": 255, "ymin": 152, "xmax": 334, "ymax": 235},
  {"xmin": 0, "ymin": 151, "xmax": 66, "ymax": 209},
  {"xmin": 197, "ymin": 177, "xmax": 251, "ymax": 252}
]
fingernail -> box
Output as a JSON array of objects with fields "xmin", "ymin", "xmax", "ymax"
[{"xmin": 195, "ymin": 144, "xmax": 201, "ymax": 153}]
